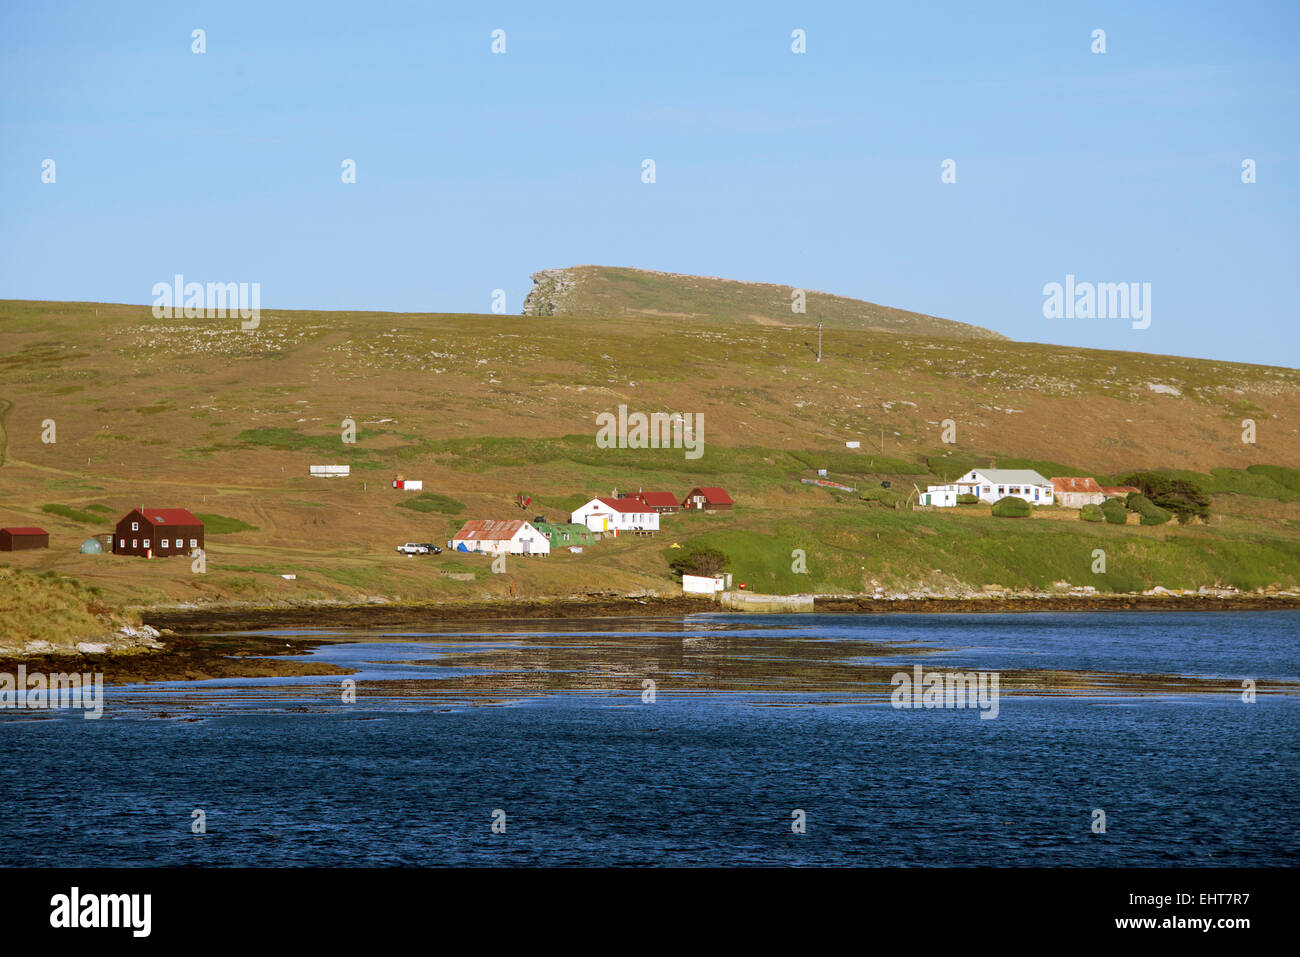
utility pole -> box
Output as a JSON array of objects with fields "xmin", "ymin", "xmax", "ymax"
[{"xmin": 817, "ymin": 322, "xmax": 822, "ymax": 362}]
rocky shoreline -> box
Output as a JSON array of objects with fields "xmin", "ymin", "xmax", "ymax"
[
  {"xmin": 137, "ymin": 590, "xmax": 1300, "ymax": 635},
  {"xmin": 2, "ymin": 592, "xmax": 1295, "ymax": 688}
]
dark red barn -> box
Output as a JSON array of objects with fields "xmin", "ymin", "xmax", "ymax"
[
  {"xmin": 0, "ymin": 527, "xmax": 49, "ymax": 551},
  {"xmin": 113, "ymin": 508, "xmax": 204, "ymax": 558},
  {"xmin": 681, "ymin": 487, "xmax": 733, "ymax": 511}
]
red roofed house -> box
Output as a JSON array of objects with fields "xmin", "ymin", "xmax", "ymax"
[
  {"xmin": 629, "ymin": 491, "xmax": 680, "ymax": 514},
  {"xmin": 1100, "ymin": 485, "xmax": 1141, "ymax": 500},
  {"xmin": 570, "ymin": 497, "xmax": 660, "ymax": 534},
  {"xmin": 0, "ymin": 527, "xmax": 49, "ymax": 551},
  {"xmin": 681, "ymin": 487, "xmax": 733, "ymax": 512},
  {"xmin": 1049, "ymin": 477, "xmax": 1105, "ymax": 510},
  {"xmin": 451, "ymin": 519, "xmax": 550, "ymax": 555},
  {"xmin": 113, "ymin": 507, "xmax": 204, "ymax": 558}
]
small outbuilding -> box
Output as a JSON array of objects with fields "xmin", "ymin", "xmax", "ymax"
[
  {"xmin": 681, "ymin": 487, "xmax": 733, "ymax": 511},
  {"xmin": 0, "ymin": 527, "xmax": 49, "ymax": 551},
  {"xmin": 1100, "ymin": 485, "xmax": 1141, "ymax": 500},
  {"xmin": 534, "ymin": 522, "xmax": 598, "ymax": 549},
  {"xmin": 1050, "ymin": 477, "xmax": 1105, "ymax": 509},
  {"xmin": 921, "ymin": 485, "xmax": 961, "ymax": 508}
]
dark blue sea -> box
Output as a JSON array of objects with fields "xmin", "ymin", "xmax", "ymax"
[{"xmin": 1, "ymin": 611, "xmax": 1297, "ymax": 866}]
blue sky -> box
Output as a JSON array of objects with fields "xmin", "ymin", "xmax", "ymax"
[{"xmin": 1, "ymin": 1, "xmax": 1297, "ymax": 366}]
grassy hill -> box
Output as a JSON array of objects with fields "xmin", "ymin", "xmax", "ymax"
[
  {"xmin": 0, "ymin": 294, "xmax": 1297, "ymax": 610},
  {"xmin": 521, "ymin": 265, "xmax": 1007, "ymax": 339}
]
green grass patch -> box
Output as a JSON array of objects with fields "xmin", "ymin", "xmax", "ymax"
[
  {"xmin": 194, "ymin": 513, "xmax": 258, "ymax": 534},
  {"xmin": 395, "ymin": 492, "xmax": 466, "ymax": 515},
  {"xmin": 41, "ymin": 503, "xmax": 110, "ymax": 524}
]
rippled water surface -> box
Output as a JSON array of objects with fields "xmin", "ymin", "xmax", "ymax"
[{"xmin": 2, "ymin": 612, "xmax": 1297, "ymax": 866}]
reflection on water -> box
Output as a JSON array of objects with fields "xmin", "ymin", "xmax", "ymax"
[{"xmin": 0, "ymin": 612, "xmax": 1296, "ymax": 866}]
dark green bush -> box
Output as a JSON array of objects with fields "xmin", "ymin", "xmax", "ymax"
[
  {"xmin": 1101, "ymin": 497, "xmax": 1128, "ymax": 524},
  {"xmin": 1080, "ymin": 504, "xmax": 1105, "ymax": 522},
  {"xmin": 668, "ymin": 546, "xmax": 730, "ymax": 578},
  {"xmin": 956, "ymin": 493, "xmax": 979, "ymax": 505},
  {"xmin": 1126, "ymin": 493, "xmax": 1173, "ymax": 526},
  {"xmin": 1119, "ymin": 471, "xmax": 1210, "ymax": 521},
  {"xmin": 991, "ymin": 496, "xmax": 1031, "ymax": 517}
]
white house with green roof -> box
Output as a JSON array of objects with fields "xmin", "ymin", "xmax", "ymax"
[{"xmin": 953, "ymin": 468, "xmax": 1054, "ymax": 506}]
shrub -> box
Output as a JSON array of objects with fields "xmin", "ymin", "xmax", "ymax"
[
  {"xmin": 1127, "ymin": 493, "xmax": 1173, "ymax": 526},
  {"xmin": 1119, "ymin": 471, "xmax": 1210, "ymax": 521},
  {"xmin": 1101, "ymin": 497, "xmax": 1128, "ymax": 524},
  {"xmin": 668, "ymin": 546, "xmax": 730, "ymax": 578},
  {"xmin": 1080, "ymin": 504, "xmax": 1105, "ymax": 522},
  {"xmin": 956, "ymin": 493, "xmax": 979, "ymax": 505},
  {"xmin": 991, "ymin": 496, "xmax": 1031, "ymax": 517},
  {"xmin": 859, "ymin": 486, "xmax": 902, "ymax": 508}
]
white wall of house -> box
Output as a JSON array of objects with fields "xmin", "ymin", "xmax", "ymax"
[
  {"xmin": 955, "ymin": 470, "xmax": 1054, "ymax": 506},
  {"xmin": 922, "ymin": 485, "xmax": 960, "ymax": 507},
  {"xmin": 455, "ymin": 522, "xmax": 551, "ymax": 555},
  {"xmin": 682, "ymin": 574, "xmax": 725, "ymax": 594},
  {"xmin": 1056, "ymin": 490, "xmax": 1104, "ymax": 509},
  {"xmin": 570, "ymin": 499, "xmax": 660, "ymax": 533}
]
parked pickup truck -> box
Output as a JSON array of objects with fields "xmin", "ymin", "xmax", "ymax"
[{"xmin": 396, "ymin": 542, "xmax": 429, "ymax": 555}]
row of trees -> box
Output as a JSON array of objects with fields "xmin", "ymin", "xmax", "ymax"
[{"xmin": 1116, "ymin": 472, "xmax": 1212, "ymax": 523}]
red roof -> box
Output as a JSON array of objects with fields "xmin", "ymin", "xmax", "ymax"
[
  {"xmin": 1049, "ymin": 477, "xmax": 1102, "ymax": 494},
  {"xmin": 1, "ymin": 527, "xmax": 48, "ymax": 536},
  {"xmin": 632, "ymin": 491, "xmax": 679, "ymax": 508},
  {"xmin": 454, "ymin": 519, "xmax": 528, "ymax": 541},
  {"xmin": 685, "ymin": 486, "xmax": 733, "ymax": 505},
  {"xmin": 133, "ymin": 508, "xmax": 202, "ymax": 526},
  {"xmin": 1100, "ymin": 485, "xmax": 1140, "ymax": 495},
  {"xmin": 596, "ymin": 497, "xmax": 645, "ymax": 514}
]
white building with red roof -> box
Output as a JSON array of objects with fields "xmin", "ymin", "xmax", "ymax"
[
  {"xmin": 570, "ymin": 497, "xmax": 660, "ymax": 534},
  {"xmin": 451, "ymin": 519, "xmax": 550, "ymax": 555},
  {"xmin": 1049, "ymin": 476, "xmax": 1105, "ymax": 509}
]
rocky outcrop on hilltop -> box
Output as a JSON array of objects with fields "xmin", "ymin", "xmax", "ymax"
[{"xmin": 521, "ymin": 268, "xmax": 578, "ymax": 316}]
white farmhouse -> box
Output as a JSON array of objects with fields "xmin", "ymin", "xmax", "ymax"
[
  {"xmin": 953, "ymin": 469, "xmax": 1054, "ymax": 506},
  {"xmin": 570, "ymin": 497, "xmax": 660, "ymax": 534},
  {"xmin": 451, "ymin": 520, "xmax": 550, "ymax": 555}
]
